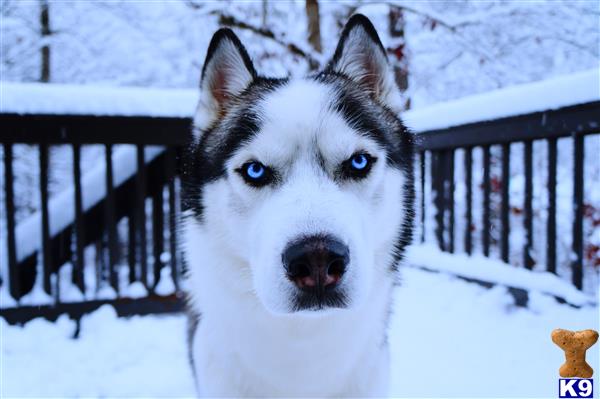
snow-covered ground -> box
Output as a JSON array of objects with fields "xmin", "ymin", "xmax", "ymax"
[{"xmin": 2, "ymin": 246, "xmax": 598, "ymax": 398}]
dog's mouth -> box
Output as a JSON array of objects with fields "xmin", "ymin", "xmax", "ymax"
[{"xmin": 289, "ymin": 284, "xmax": 349, "ymax": 312}]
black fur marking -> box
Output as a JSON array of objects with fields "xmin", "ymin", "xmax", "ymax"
[
  {"xmin": 314, "ymin": 71, "xmax": 415, "ymax": 271},
  {"xmin": 182, "ymin": 77, "xmax": 289, "ymax": 220},
  {"xmin": 201, "ymin": 28, "xmax": 257, "ymax": 84},
  {"xmin": 186, "ymin": 306, "xmax": 201, "ymax": 392}
]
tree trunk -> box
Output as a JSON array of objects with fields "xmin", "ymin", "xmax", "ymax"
[
  {"xmin": 389, "ymin": 6, "xmax": 409, "ymax": 109},
  {"xmin": 305, "ymin": 0, "xmax": 322, "ymax": 54},
  {"xmin": 40, "ymin": 0, "xmax": 50, "ymax": 82},
  {"xmin": 261, "ymin": 0, "xmax": 268, "ymax": 28}
]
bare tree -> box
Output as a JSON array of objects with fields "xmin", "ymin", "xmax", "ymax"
[
  {"xmin": 388, "ymin": 6, "xmax": 409, "ymax": 108},
  {"xmin": 305, "ymin": 0, "xmax": 322, "ymax": 53},
  {"xmin": 262, "ymin": 0, "xmax": 268, "ymax": 28},
  {"xmin": 216, "ymin": 13, "xmax": 320, "ymax": 70},
  {"xmin": 39, "ymin": 0, "xmax": 50, "ymax": 82}
]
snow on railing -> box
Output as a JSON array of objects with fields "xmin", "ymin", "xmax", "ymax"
[
  {"xmin": 407, "ymin": 244, "xmax": 596, "ymax": 307},
  {"xmin": 1, "ymin": 82, "xmax": 197, "ymax": 117},
  {"xmin": 403, "ymin": 68, "xmax": 599, "ymax": 132},
  {"xmin": 2, "ymin": 68, "xmax": 597, "ymax": 129}
]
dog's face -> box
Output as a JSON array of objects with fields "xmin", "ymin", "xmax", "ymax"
[{"xmin": 183, "ymin": 15, "xmax": 414, "ymax": 314}]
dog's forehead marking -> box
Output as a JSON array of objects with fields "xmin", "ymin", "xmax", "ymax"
[
  {"xmin": 241, "ymin": 79, "xmax": 380, "ymax": 166},
  {"xmin": 260, "ymin": 79, "xmax": 331, "ymax": 139}
]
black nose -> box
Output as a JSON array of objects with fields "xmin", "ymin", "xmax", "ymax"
[{"xmin": 282, "ymin": 235, "xmax": 349, "ymax": 291}]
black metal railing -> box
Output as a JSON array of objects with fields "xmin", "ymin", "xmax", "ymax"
[
  {"xmin": 1, "ymin": 100, "xmax": 599, "ymax": 323},
  {"xmin": 417, "ymin": 101, "xmax": 600, "ymax": 290},
  {"xmin": 1, "ymin": 114, "xmax": 191, "ymax": 323}
]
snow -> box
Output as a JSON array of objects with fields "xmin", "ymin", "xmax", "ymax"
[
  {"xmin": 1, "ymin": 306, "xmax": 195, "ymax": 397},
  {"xmin": 154, "ymin": 267, "xmax": 176, "ymax": 296},
  {"xmin": 388, "ymin": 267, "xmax": 599, "ymax": 397},
  {"xmin": 2, "ymin": 262, "xmax": 598, "ymax": 397},
  {"xmin": 0, "ymin": 81, "xmax": 197, "ymax": 117},
  {"xmin": 123, "ymin": 282, "xmax": 148, "ymax": 299},
  {"xmin": 0, "ymin": 286, "xmax": 16, "ymax": 308},
  {"xmin": 402, "ymin": 68, "xmax": 600, "ymax": 132},
  {"xmin": 18, "ymin": 277, "xmax": 53, "ymax": 306},
  {"xmin": 407, "ymin": 244, "xmax": 596, "ymax": 306},
  {"xmin": 57, "ymin": 263, "xmax": 84, "ymax": 303}
]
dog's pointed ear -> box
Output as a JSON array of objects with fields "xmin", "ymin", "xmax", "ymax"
[
  {"xmin": 194, "ymin": 28, "xmax": 256, "ymax": 132},
  {"xmin": 327, "ymin": 14, "xmax": 402, "ymax": 112}
]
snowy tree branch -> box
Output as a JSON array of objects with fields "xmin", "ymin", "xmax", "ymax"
[{"xmin": 215, "ymin": 13, "xmax": 320, "ymax": 70}]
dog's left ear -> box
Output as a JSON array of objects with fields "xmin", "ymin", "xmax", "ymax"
[{"xmin": 327, "ymin": 14, "xmax": 402, "ymax": 112}]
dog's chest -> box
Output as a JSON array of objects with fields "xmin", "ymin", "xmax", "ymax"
[
  {"xmin": 191, "ymin": 284, "xmax": 392, "ymax": 396},
  {"xmin": 194, "ymin": 312, "xmax": 389, "ymax": 396}
]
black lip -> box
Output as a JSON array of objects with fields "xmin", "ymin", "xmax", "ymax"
[{"xmin": 290, "ymin": 285, "xmax": 349, "ymax": 312}]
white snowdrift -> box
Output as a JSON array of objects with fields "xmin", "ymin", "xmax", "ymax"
[
  {"xmin": 406, "ymin": 244, "xmax": 596, "ymax": 306},
  {"xmin": 402, "ymin": 68, "xmax": 599, "ymax": 132}
]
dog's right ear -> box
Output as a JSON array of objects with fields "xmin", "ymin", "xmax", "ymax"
[
  {"xmin": 194, "ymin": 29, "xmax": 256, "ymax": 133},
  {"xmin": 327, "ymin": 14, "xmax": 403, "ymax": 113}
]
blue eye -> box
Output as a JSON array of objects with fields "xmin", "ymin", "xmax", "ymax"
[
  {"xmin": 246, "ymin": 162, "xmax": 264, "ymax": 179},
  {"xmin": 351, "ymin": 154, "xmax": 369, "ymax": 170},
  {"xmin": 341, "ymin": 153, "xmax": 375, "ymax": 180},
  {"xmin": 238, "ymin": 161, "xmax": 273, "ymax": 187}
]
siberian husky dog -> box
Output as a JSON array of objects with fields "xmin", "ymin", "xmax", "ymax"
[{"xmin": 182, "ymin": 14, "xmax": 414, "ymax": 397}]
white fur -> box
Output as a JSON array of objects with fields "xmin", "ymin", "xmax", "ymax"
[{"xmin": 184, "ymin": 76, "xmax": 408, "ymax": 396}]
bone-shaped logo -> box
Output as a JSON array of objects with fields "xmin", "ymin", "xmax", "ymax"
[{"xmin": 552, "ymin": 329, "xmax": 598, "ymax": 378}]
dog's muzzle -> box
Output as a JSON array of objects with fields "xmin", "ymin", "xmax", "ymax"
[{"xmin": 282, "ymin": 235, "xmax": 349, "ymax": 310}]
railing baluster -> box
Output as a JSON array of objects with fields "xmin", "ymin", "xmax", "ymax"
[
  {"xmin": 420, "ymin": 151, "xmax": 426, "ymax": 243},
  {"xmin": 95, "ymin": 239, "xmax": 104, "ymax": 292},
  {"xmin": 501, "ymin": 143, "xmax": 510, "ymax": 263},
  {"xmin": 39, "ymin": 143, "xmax": 52, "ymax": 295},
  {"xmin": 136, "ymin": 145, "xmax": 148, "ymax": 289},
  {"xmin": 4, "ymin": 144, "xmax": 19, "ymax": 300},
  {"xmin": 432, "ymin": 150, "xmax": 445, "ymax": 250},
  {"xmin": 547, "ymin": 138, "xmax": 557, "ymax": 274},
  {"xmin": 572, "ymin": 134, "xmax": 584, "ymax": 289},
  {"xmin": 523, "ymin": 140, "xmax": 534, "ymax": 269},
  {"xmin": 447, "ymin": 149, "xmax": 455, "ymax": 253},
  {"xmin": 104, "ymin": 144, "xmax": 119, "ymax": 293},
  {"xmin": 166, "ymin": 147, "xmax": 179, "ymax": 289},
  {"xmin": 72, "ymin": 143, "xmax": 85, "ymax": 293},
  {"xmin": 128, "ymin": 214, "xmax": 137, "ymax": 283},
  {"xmin": 482, "ymin": 145, "xmax": 491, "ymax": 256},
  {"xmin": 152, "ymin": 187, "xmax": 164, "ymax": 290},
  {"xmin": 464, "ymin": 147, "xmax": 473, "ymax": 255}
]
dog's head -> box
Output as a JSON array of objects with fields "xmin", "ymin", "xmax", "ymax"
[{"xmin": 183, "ymin": 15, "xmax": 414, "ymax": 314}]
